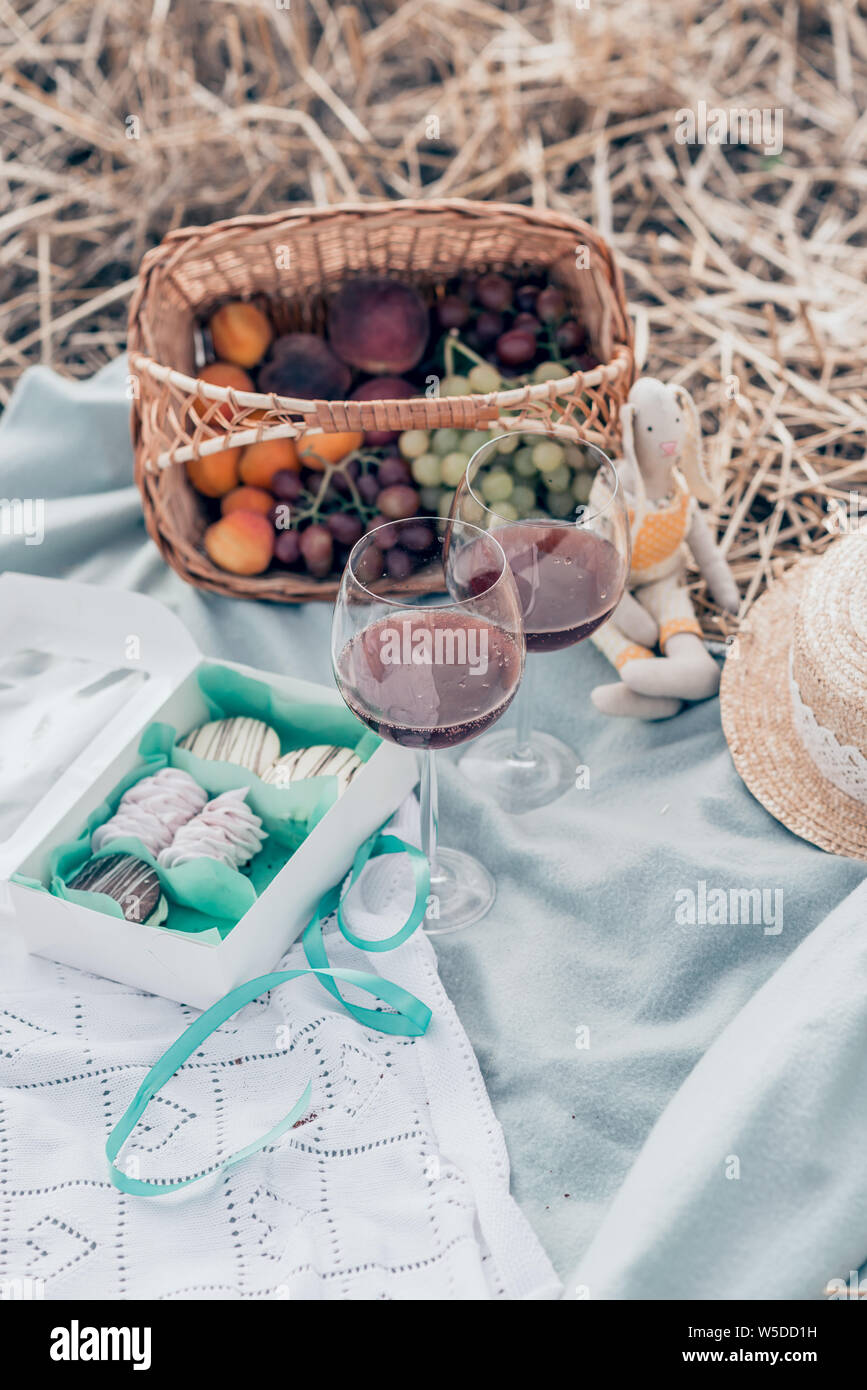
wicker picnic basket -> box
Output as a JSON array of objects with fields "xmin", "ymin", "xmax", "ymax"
[{"xmin": 129, "ymin": 198, "xmax": 634, "ymax": 603}]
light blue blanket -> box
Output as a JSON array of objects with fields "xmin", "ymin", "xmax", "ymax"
[{"xmin": 2, "ymin": 359, "xmax": 865, "ymax": 1297}]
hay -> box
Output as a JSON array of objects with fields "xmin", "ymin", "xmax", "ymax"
[{"xmin": 1, "ymin": 0, "xmax": 865, "ymax": 632}]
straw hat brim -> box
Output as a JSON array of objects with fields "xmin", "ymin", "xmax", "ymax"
[{"xmin": 720, "ymin": 557, "xmax": 867, "ymax": 861}]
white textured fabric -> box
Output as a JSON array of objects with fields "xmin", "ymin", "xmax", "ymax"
[
  {"xmin": 0, "ymin": 800, "xmax": 559, "ymax": 1301},
  {"xmin": 789, "ymin": 649, "xmax": 867, "ymax": 806}
]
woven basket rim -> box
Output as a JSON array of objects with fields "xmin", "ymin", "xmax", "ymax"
[{"xmin": 128, "ymin": 196, "xmax": 633, "ymax": 420}]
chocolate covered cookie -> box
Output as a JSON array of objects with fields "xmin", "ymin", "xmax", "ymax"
[
  {"xmin": 68, "ymin": 854, "xmax": 167, "ymax": 926},
  {"xmin": 262, "ymin": 744, "xmax": 363, "ymax": 795},
  {"xmin": 178, "ymin": 717, "xmax": 280, "ymax": 776}
]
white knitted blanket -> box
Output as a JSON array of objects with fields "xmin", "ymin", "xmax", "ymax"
[{"xmin": 0, "ymin": 802, "xmax": 558, "ymax": 1301}]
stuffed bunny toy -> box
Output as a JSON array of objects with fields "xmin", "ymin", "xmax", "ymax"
[{"xmin": 590, "ymin": 377, "xmax": 739, "ymax": 720}]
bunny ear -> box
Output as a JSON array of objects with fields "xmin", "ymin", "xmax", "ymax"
[
  {"xmin": 672, "ymin": 385, "xmax": 716, "ymax": 504},
  {"xmin": 618, "ymin": 401, "xmax": 646, "ymax": 542},
  {"xmin": 619, "ymin": 401, "xmax": 638, "ymax": 471}
]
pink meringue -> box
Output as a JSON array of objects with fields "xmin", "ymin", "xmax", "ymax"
[
  {"xmin": 93, "ymin": 768, "xmax": 208, "ymax": 857},
  {"xmin": 157, "ymin": 787, "xmax": 267, "ymax": 871}
]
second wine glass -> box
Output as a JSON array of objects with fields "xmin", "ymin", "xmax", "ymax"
[{"xmin": 449, "ymin": 432, "xmax": 630, "ymax": 811}]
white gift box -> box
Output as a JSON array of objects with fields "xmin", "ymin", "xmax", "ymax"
[{"xmin": 0, "ymin": 573, "xmax": 418, "ymax": 1008}]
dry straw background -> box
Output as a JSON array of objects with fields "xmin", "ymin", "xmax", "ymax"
[{"xmin": 1, "ymin": 0, "xmax": 865, "ymax": 634}]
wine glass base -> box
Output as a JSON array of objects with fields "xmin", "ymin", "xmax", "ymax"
[
  {"xmin": 458, "ymin": 728, "xmax": 577, "ymax": 812},
  {"xmin": 422, "ymin": 846, "xmax": 496, "ymax": 935}
]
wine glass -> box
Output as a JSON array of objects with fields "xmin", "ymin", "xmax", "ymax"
[
  {"xmin": 332, "ymin": 518, "xmax": 526, "ymax": 934},
  {"xmin": 448, "ymin": 431, "xmax": 630, "ymax": 811}
]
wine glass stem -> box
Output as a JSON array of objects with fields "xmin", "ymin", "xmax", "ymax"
[
  {"xmin": 513, "ymin": 654, "xmax": 536, "ymax": 762},
  {"xmin": 420, "ymin": 748, "xmax": 439, "ymax": 882}
]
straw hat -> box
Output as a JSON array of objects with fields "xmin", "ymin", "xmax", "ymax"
[{"xmin": 720, "ymin": 533, "xmax": 867, "ymax": 860}]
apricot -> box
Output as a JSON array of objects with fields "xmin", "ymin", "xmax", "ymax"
[
  {"xmin": 209, "ymin": 302, "xmax": 273, "ymax": 368},
  {"xmin": 221, "ymin": 486, "xmax": 274, "ymax": 518},
  {"xmin": 193, "ymin": 362, "xmax": 255, "ymax": 423},
  {"xmin": 186, "ymin": 445, "xmax": 241, "ymax": 498},
  {"xmin": 328, "ymin": 279, "xmax": 428, "ymax": 374},
  {"xmin": 204, "ymin": 511, "xmax": 274, "ymax": 576},
  {"xmin": 239, "ymin": 436, "xmax": 300, "ymax": 488},
  {"xmin": 297, "ymin": 430, "xmax": 364, "ymax": 471}
]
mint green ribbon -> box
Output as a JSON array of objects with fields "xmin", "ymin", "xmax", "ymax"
[{"xmin": 107, "ymin": 829, "xmax": 430, "ymax": 1196}]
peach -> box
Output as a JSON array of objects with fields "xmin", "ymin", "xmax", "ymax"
[
  {"xmin": 209, "ymin": 302, "xmax": 273, "ymax": 368},
  {"xmin": 221, "ymin": 486, "xmax": 274, "ymax": 518},
  {"xmin": 204, "ymin": 511, "xmax": 274, "ymax": 575},
  {"xmin": 239, "ymin": 436, "xmax": 300, "ymax": 488},
  {"xmin": 186, "ymin": 445, "xmax": 241, "ymax": 498},
  {"xmin": 193, "ymin": 362, "xmax": 255, "ymax": 423},
  {"xmin": 297, "ymin": 430, "xmax": 364, "ymax": 471},
  {"xmin": 328, "ymin": 279, "xmax": 428, "ymax": 374}
]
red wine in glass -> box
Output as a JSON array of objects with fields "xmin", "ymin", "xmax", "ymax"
[
  {"xmin": 448, "ymin": 433, "xmax": 631, "ymax": 810},
  {"xmin": 492, "ymin": 523, "xmax": 627, "ymax": 653},
  {"xmin": 330, "ymin": 518, "xmax": 526, "ymax": 934},
  {"xmin": 337, "ymin": 611, "xmax": 523, "ymax": 749}
]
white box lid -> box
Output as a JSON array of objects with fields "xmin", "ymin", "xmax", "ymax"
[{"xmin": 0, "ymin": 572, "xmax": 200, "ymax": 876}]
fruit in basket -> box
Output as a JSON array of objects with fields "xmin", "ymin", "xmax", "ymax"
[
  {"xmin": 515, "ymin": 284, "xmax": 540, "ymax": 312},
  {"xmin": 536, "ymin": 286, "xmax": 567, "ymax": 322},
  {"xmin": 271, "ymin": 469, "xmax": 303, "ymax": 502},
  {"xmin": 239, "ymin": 436, "xmax": 299, "ymax": 487},
  {"xmin": 410, "ymin": 453, "xmax": 441, "ymax": 487},
  {"xmin": 299, "ymin": 524, "xmax": 334, "ymax": 579},
  {"xmin": 297, "ymin": 430, "xmax": 363, "ymax": 470},
  {"xmin": 476, "ymin": 274, "xmax": 513, "ymax": 312},
  {"xmin": 441, "ymin": 451, "xmax": 471, "ymax": 487},
  {"xmin": 377, "ymin": 484, "xmax": 421, "ymax": 520},
  {"xmin": 533, "ymin": 361, "xmax": 570, "ymax": 384},
  {"xmin": 356, "ymin": 472, "xmax": 380, "ymax": 505},
  {"xmin": 495, "ymin": 329, "xmax": 536, "ymax": 367},
  {"xmin": 437, "ymin": 296, "xmax": 471, "ymax": 330},
  {"xmin": 221, "ymin": 486, "xmax": 274, "ymax": 517},
  {"xmin": 274, "ymin": 530, "xmax": 301, "ymax": 567},
  {"xmin": 355, "ymin": 544, "xmax": 384, "ymax": 585},
  {"xmin": 400, "ymin": 522, "xmax": 436, "ymax": 552},
  {"xmin": 258, "ymin": 334, "xmax": 352, "ymax": 400},
  {"xmin": 328, "ymin": 279, "xmax": 428, "ymax": 374},
  {"xmin": 183, "ymin": 266, "xmax": 603, "ymax": 588},
  {"xmin": 376, "ymin": 457, "xmax": 413, "ymax": 488},
  {"xmin": 186, "ymin": 445, "xmax": 241, "ymax": 497},
  {"xmin": 385, "ymin": 547, "xmax": 413, "ymax": 580},
  {"xmin": 350, "ymin": 376, "xmax": 416, "ymax": 445},
  {"xmin": 475, "ymin": 310, "xmax": 505, "ymax": 344},
  {"xmin": 555, "ymin": 319, "xmax": 584, "ymax": 354},
  {"xmin": 209, "ymin": 302, "xmax": 273, "ymax": 368},
  {"xmin": 193, "ymin": 363, "xmax": 255, "ymax": 422},
  {"xmin": 467, "ymin": 363, "xmax": 501, "ymax": 394},
  {"xmin": 205, "ymin": 511, "xmax": 274, "ymax": 575},
  {"xmin": 513, "ymin": 312, "xmax": 541, "ymax": 337},
  {"xmin": 366, "ymin": 517, "xmax": 398, "ymax": 547},
  {"xmin": 326, "ymin": 512, "xmax": 365, "ymax": 547},
  {"xmin": 440, "ymin": 375, "xmax": 472, "ymax": 396}
]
